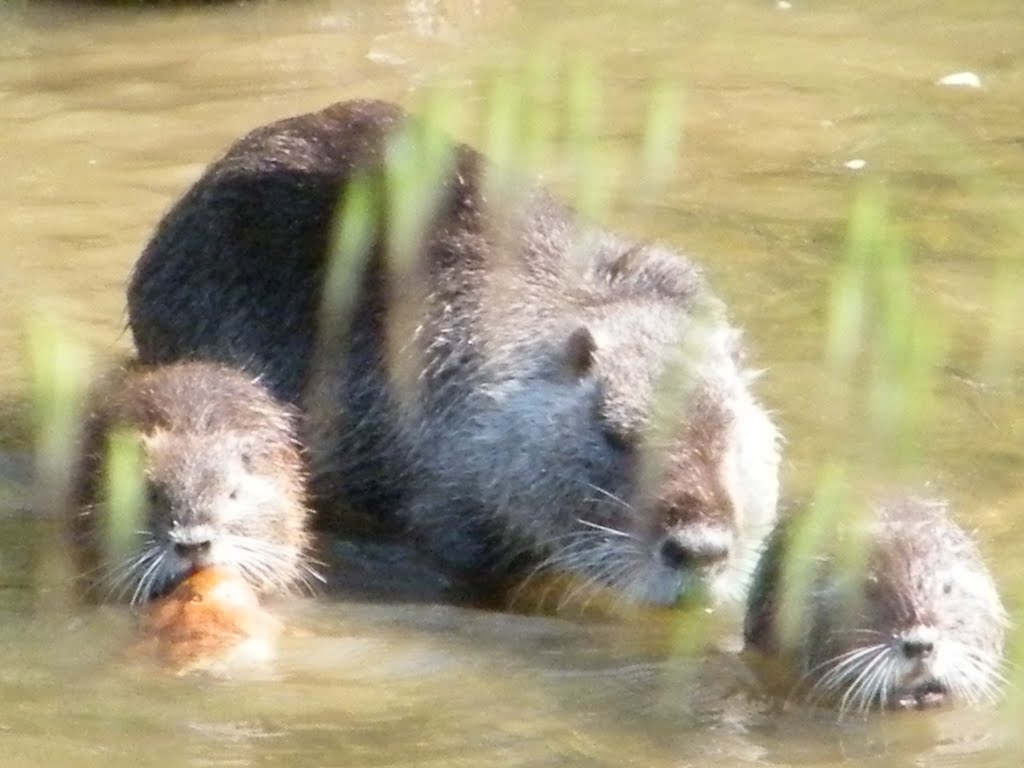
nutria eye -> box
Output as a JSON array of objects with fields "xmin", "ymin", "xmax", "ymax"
[
  {"xmin": 239, "ymin": 450, "xmax": 254, "ymax": 471},
  {"xmin": 146, "ymin": 485, "xmax": 161, "ymax": 507},
  {"xmin": 602, "ymin": 428, "xmax": 633, "ymax": 454},
  {"xmin": 864, "ymin": 574, "xmax": 882, "ymax": 599},
  {"xmin": 565, "ymin": 326, "xmax": 596, "ymax": 379}
]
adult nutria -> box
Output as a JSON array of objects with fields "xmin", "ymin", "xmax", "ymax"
[
  {"xmin": 127, "ymin": 99, "xmax": 780, "ymax": 607},
  {"xmin": 68, "ymin": 361, "xmax": 317, "ymax": 603},
  {"xmin": 743, "ymin": 495, "xmax": 1007, "ymax": 713}
]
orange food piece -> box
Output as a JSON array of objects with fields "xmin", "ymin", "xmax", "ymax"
[{"xmin": 140, "ymin": 566, "xmax": 279, "ymax": 673}]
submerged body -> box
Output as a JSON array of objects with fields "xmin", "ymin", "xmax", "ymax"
[
  {"xmin": 744, "ymin": 495, "xmax": 1007, "ymax": 713},
  {"xmin": 128, "ymin": 99, "xmax": 780, "ymax": 607},
  {"xmin": 68, "ymin": 361, "xmax": 316, "ymax": 603}
]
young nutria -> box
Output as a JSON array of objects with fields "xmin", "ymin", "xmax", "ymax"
[
  {"xmin": 127, "ymin": 99, "xmax": 780, "ymax": 607},
  {"xmin": 743, "ymin": 495, "xmax": 1007, "ymax": 714},
  {"xmin": 68, "ymin": 361, "xmax": 318, "ymax": 604}
]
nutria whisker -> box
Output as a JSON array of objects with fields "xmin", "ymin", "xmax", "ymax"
[
  {"xmin": 945, "ymin": 655, "xmax": 981, "ymax": 706},
  {"xmin": 559, "ymin": 576, "xmax": 599, "ymax": 613},
  {"xmin": 837, "ymin": 646, "xmax": 892, "ymax": 715},
  {"xmin": 805, "ymin": 643, "xmax": 885, "ymax": 689},
  {"xmin": 614, "ymin": 561, "xmax": 661, "ymax": 612},
  {"xmin": 295, "ymin": 554, "xmax": 328, "ymax": 586},
  {"xmin": 805, "ymin": 649, "xmax": 878, "ymax": 709},
  {"xmin": 533, "ymin": 527, "xmax": 632, "ymax": 571},
  {"xmin": 99, "ymin": 542, "xmax": 164, "ymax": 604},
  {"xmin": 560, "ymin": 544, "xmax": 639, "ymax": 613},
  {"xmin": 519, "ymin": 528, "xmax": 645, "ymax": 612},
  {"xmin": 584, "ymin": 484, "xmax": 639, "ymax": 517},
  {"xmin": 131, "ymin": 548, "xmax": 170, "ymax": 606},
  {"xmin": 224, "ymin": 533, "xmax": 319, "ymax": 584},
  {"xmin": 505, "ymin": 534, "xmax": 590, "ymax": 609},
  {"xmin": 951, "ymin": 644, "xmax": 1007, "ymax": 705},
  {"xmin": 225, "ymin": 534, "xmax": 320, "ymax": 595},
  {"xmin": 576, "ymin": 518, "xmax": 634, "ymax": 539},
  {"xmin": 582, "ymin": 538, "xmax": 660, "ymax": 611},
  {"xmin": 290, "ymin": 563, "xmax": 328, "ymax": 597},
  {"xmin": 514, "ymin": 536, "xmax": 599, "ymax": 593},
  {"xmin": 508, "ymin": 536, "xmax": 590, "ymax": 611},
  {"xmin": 227, "ymin": 541, "xmax": 283, "ymax": 593}
]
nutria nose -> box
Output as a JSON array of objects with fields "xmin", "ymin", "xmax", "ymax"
[
  {"xmin": 174, "ymin": 541, "xmax": 212, "ymax": 559},
  {"xmin": 659, "ymin": 528, "xmax": 730, "ymax": 570},
  {"xmin": 901, "ymin": 639, "xmax": 935, "ymax": 659}
]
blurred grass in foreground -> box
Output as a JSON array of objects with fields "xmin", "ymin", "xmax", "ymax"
[
  {"xmin": 27, "ymin": 315, "xmax": 91, "ymax": 516},
  {"xmin": 25, "ymin": 314, "xmax": 91, "ymax": 609},
  {"xmin": 26, "ymin": 321, "xmax": 144, "ymax": 605},
  {"xmin": 824, "ymin": 180, "xmax": 948, "ymax": 474},
  {"xmin": 102, "ymin": 427, "xmax": 146, "ymax": 574},
  {"xmin": 318, "ymin": 57, "xmax": 684, "ymax": 420}
]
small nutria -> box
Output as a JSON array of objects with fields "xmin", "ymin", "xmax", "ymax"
[
  {"xmin": 743, "ymin": 495, "xmax": 1008, "ymax": 713},
  {"xmin": 68, "ymin": 361, "xmax": 317, "ymax": 604},
  {"xmin": 127, "ymin": 99, "xmax": 780, "ymax": 607}
]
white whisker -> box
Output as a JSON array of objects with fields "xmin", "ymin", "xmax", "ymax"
[{"xmin": 576, "ymin": 518, "xmax": 633, "ymax": 538}]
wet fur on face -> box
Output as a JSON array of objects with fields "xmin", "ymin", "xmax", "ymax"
[
  {"xmin": 409, "ymin": 241, "xmax": 781, "ymax": 608},
  {"xmin": 744, "ymin": 496, "xmax": 1008, "ymax": 714},
  {"xmin": 67, "ymin": 361, "xmax": 318, "ymax": 604}
]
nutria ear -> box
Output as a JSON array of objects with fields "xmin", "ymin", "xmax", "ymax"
[
  {"xmin": 564, "ymin": 326, "xmax": 596, "ymax": 379},
  {"xmin": 236, "ymin": 436, "xmax": 259, "ymax": 470}
]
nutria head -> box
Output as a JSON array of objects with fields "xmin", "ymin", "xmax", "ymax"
[
  {"xmin": 744, "ymin": 497, "xmax": 1008, "ymax": 714},
  {"xmin": 71, "ymin": 362, "xmax": 317, "ymax": 603},
  {"xmin": 133, "ymin": 427, "xmax": 311, "ymax": 600},
  {"xmin": 537, "ymin": 313, "xmax": 777, "ymax": 607},
  {"xmin": 432, "ymin": 243, "xmax": 780, "ymax": 608}
]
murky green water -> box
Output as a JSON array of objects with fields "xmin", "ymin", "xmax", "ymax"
[{"xmin": 2, "ymin": 0, "xmax": 1023, "ymax": 766}]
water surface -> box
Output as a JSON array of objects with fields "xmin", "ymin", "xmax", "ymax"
[{"xmin": 1, "ymin": 1, "xmax": 1022, "ymax": 766}]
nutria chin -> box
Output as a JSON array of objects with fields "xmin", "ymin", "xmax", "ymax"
[
  {"xmin": 744, "ymin": 495, "xmax": 1007, "ymax": 713},
  {"xmin": 127, "ymin": 98, "xmax": 781, "ymax": 608},
  {"xmin": 67, "ymin": 361, "xmax": 318, "ymax": 603}
]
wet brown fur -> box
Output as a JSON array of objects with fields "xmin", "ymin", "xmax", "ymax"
[
  {"xmin": 68, "ymin": 361, "xmax": 313, "ymax": 602},
  {"xmin": 744, "ymin": 496, "xmax": 1006, "ymax": 711},
  {"xmin": 127, "ymin": 100, "xmax": 780, "ymax": 605}
]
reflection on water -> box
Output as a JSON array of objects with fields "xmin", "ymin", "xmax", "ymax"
[{"xmin": 1, "ymin": 0, "xmax": 1022, "ymax": 766}]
